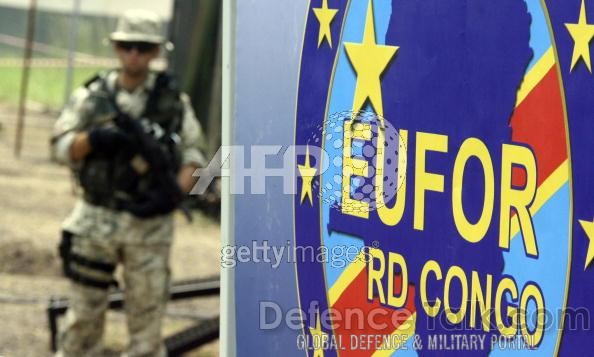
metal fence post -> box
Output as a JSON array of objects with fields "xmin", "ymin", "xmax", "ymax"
[{"xmin": 14, "ymin": 0, "xmax": 37, "ymax": 158}]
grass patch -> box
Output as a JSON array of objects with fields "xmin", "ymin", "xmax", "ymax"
[
  {"xmin": 0, "ymin": 43, "xmax": 51, "ymax": 58},
  {"xmin": 0, "ymin": 65, "xmax": 104, "ymax": 109}
]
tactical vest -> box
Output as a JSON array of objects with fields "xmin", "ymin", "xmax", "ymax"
[{"xmin": 77, "ymin": 70, "xmax": 184, "ymax": 210}]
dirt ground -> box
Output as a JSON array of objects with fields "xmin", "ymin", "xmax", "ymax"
[{"xmin": 0, "ymin": 103, "xmax": 221, "ymax": 356}]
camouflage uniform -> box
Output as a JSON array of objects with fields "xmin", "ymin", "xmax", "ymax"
[{"xmin": 51, "ymin": 23, "xmax": 205, "ymax": 356}]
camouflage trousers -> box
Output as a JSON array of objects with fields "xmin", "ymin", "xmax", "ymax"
[{"xmin": 56, "ymin": 200, "xmax": 173, "ymax": 357}]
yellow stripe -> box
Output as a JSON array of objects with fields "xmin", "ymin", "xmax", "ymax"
[
  {"xmin": 371, "ymin": 313, "xmax": 417, "ymax": 357},
  {"xmin": 328, "ymin": 251, "xmax": 366, "ymax": 306},
  {"xmin": 510, "ymin": 159, "xmax": 568, "ymax": 239},
  {"xmin": 515, "ymin": 47, "xmax": 555, "ymax": 107},
  {"xmin": 328, "ymin": 161, "xmax": 567, "ymax": 353},
  {"xmin": 328, "ymin": 254, "xmax": 416, "ymax": 356}
]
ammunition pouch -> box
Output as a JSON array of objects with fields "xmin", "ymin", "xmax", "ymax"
[
  {"xmin": 59, "ymin": 231, "xmax": 117, "ymax": 290},
  {"xmin": 77, "ymin": 70, "xmax": 184, "ymax": 217}
]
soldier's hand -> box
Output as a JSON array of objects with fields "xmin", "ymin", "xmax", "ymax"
[
  {"xmin": 88, "ymin": 126, "xmax": 132, "ymax": 156},
  {"xmin": 113, "ymin": 115, "xmax": 169, "ymax": 169}
]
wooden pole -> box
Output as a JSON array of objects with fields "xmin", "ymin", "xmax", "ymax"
[{"xmin": 14, "ymin": 0, "xmax": 38, "ymax": 158}]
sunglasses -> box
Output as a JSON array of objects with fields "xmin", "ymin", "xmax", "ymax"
[{"xmin": 115, "ymin": 41, "xmax": 158, "ymax": 53}]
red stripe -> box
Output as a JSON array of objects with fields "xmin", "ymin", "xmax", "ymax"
[
  {"xmin": 510, "ymin": 66, "xmax": 567, "ymax": 187},
  {"xmin": 331, "ymin": 268, "xmax": 416, "ymax": 356}
]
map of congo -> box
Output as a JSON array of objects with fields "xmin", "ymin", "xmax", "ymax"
[{"xmin": 293, "ymin": 0, "xmax": 594, "ymax": 355}]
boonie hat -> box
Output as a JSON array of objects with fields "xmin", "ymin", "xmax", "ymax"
[{"xmin": 109, "ymin": 9, "xmax": 171, "ymax": 47}]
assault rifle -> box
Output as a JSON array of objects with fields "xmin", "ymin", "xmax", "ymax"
[{"xmin": 112, "ymin": 113, "xmax": 183, "ymax": 218}]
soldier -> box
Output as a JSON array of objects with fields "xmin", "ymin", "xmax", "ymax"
[{"xmin": 51, "ymin": 9, "xmax": 205, "ymax": 357}]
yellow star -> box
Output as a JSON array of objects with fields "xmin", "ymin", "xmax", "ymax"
[
  {"xmin": 344, "ymin": 0, "xmax": 398, "ymax": 116},
  {"xmin": 313, "ymin": 0, "xmax": 338, "ymax": 48},
  {"xmin": 309, "ymin": 311, "xmax": 327, "ymax": 357},
  {"xmin": 298, "ymin": 146, "xmax": 317, "ymax": 205},
  {"xmin": 579, "ymin": 218, "xmax": 594, "ymax": 270},
  {"xmin": 565, "ymin": 0, "xmax": 594, "ymax": 72}
]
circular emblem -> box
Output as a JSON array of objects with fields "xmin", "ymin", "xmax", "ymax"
[{"xmin": 294, "ymin": 1, "xmax": 572, "ymax": 355}]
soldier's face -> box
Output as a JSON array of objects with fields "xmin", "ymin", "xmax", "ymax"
[{"xmin": 114, "ymin": 42, "xmax": 160, "ymax": 77}]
